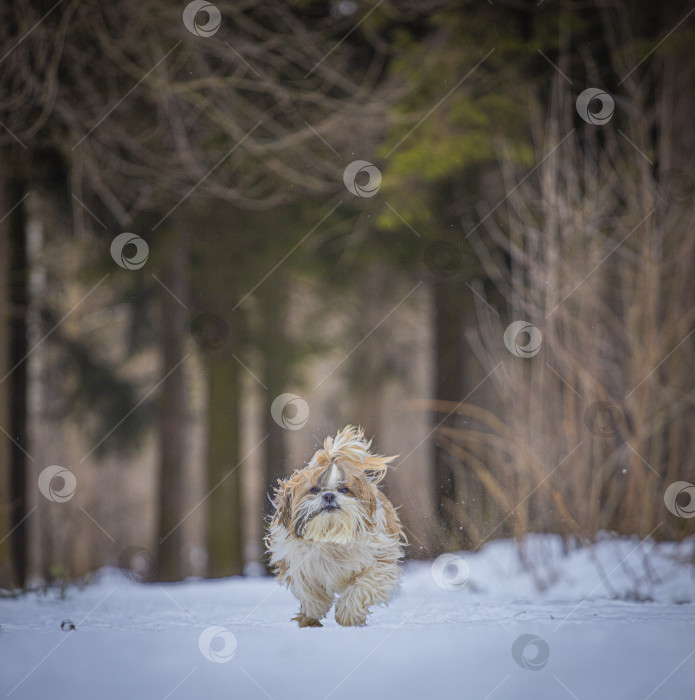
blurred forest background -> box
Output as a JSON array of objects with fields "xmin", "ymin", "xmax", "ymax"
[{"xmin": 1, "ymin": 0, "xmax": 694, "ymax": 588}]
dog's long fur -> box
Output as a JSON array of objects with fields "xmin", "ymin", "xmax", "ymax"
[{"xmin": 265, "ymin": 425, "xmax": 405, "ymax": 627}]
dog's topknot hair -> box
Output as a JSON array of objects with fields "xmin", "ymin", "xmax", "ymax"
[{"xmin": 313, "ymin": 425, "xmax": 397, "ymax": 483}]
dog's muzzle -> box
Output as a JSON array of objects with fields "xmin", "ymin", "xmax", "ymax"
[{"xmin": 322, "ymin": 492, "xmax": 339, "ymax": 511}]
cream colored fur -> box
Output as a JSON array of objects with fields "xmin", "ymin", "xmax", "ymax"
[{"xmin": 265, "ymin": 426, "xmax": 405, "ymax": 627}]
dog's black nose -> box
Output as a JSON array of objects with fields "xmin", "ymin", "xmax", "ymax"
[{"xmin": 323, "ymin": 492, "xmax": 336, "ymax": 504}]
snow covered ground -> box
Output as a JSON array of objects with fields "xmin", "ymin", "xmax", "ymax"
[{"xmin": 2, "ymin": 534, "xmax": 694, "ymax": 700}]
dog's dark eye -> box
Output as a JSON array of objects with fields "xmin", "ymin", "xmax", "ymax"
[
  {"xmin": 338, "ymin": 487, "xmax": 349, "ymax": 494},
  {"xmin": 309, "ymin": 486, "xmax": 320, "ymax": 494}
]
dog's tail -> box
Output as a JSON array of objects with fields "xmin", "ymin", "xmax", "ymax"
[{"xmin": 318, "ymin": 425, "xmax": 397, "ymax": 483}]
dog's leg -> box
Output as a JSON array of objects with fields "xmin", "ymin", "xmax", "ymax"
[
  {"xmin": 335, "ymin": 563, "xmax": 399, "ymax": 627},
  {"xmin": 291, "ymin": 580, "xmax": 334, "ymax": 628}
]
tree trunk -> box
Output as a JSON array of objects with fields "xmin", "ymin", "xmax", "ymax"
[
  {"xmin": 0, "ymin": 222, "xmax": 8, "ymax": 586},
  {"xmin": 205, "ymin": 352, "xmax": 243, "ymax": 577},
  {"xmin": 257, "ymin": 278, "xmax": 290, "ymax": 571},
  {"xmin": 351, "ymin": 270, "xmax": 390, "ymax": 439},
  {"xmin": 431, "ymin": 276, "xmax": 465, "ymax": 544},
  {"xmin": 194, "ymin": 213, "xmax": 246, "ymax": 579},
  {"xmin": 2, "ymin": 146, "xmax": 30, "ymax": 586},
  {"xmin": 260, "ymin": 279, "xmax": 287, "ymax": 503},
  {"xmin": 155, "ymin": 229, "xmax": 190, "ymax": 581},
  {"xmin": 0, "ymin": 148, "xmax": 23, "ymax": 586}
]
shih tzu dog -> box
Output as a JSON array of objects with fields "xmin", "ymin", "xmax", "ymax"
[{"xmin": 265, "ymin": 425, "xmax": 405, "ymax": 627}]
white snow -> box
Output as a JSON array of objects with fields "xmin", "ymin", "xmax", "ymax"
[{"xmin": 2, "ymin": 534, "xmax": 694, "ymax": 700}]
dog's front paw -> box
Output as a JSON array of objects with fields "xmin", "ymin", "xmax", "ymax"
[
  {"xmin": 292, "ymin": 613, "xmax": 323, "ymax": 628},
  {"xmin": 334, "ymin": 598, "xmax": 368, "ymax": 627}
]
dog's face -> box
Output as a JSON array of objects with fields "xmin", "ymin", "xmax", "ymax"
[{"xmin": 274, "ymin": 451, "xmax": 378, "ymax": 545}]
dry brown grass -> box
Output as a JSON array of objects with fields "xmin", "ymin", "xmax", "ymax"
[{"xmin": 432, "ymin": 56, "xmax": 695, "ymax": 550}]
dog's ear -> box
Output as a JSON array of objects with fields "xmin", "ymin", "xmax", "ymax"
[
  {"xmin": 273, "ymin": 481, "xmax": 292, "ymax": 530},
  {"xmin": 351, "ymin": 474, "xmax": 378, "ymax": 524},
  {"xmin": 360, "ymin": 454, "xmax": 398, "ymax": 484}
]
